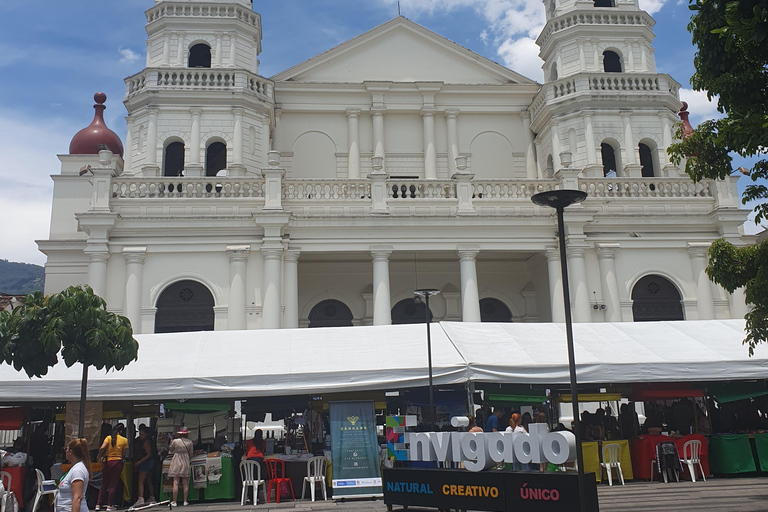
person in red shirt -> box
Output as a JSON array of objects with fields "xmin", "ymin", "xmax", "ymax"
[{"xmin": 245, "ymin": 430, "xmax": 266, "ymax": 480}]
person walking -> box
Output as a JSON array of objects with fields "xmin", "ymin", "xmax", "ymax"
[
  {"xmin": 96, "ymin": 425, "xmax": 128, "ymax": 511},
  {"xmin": 168, "ymin": 427, "xmax": 194, "ymax": 507},
  {"xmin": 132, "ymin": 426, "xmax": 157, "ymax": 507},
  {"xmin": 56, "ymin": 438, "xmax": 91, "ymax": 512}
]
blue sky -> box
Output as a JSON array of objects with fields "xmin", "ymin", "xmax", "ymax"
[{"xmin": 0, "ymin": 0, "xmax": 760, "ymax": 265}]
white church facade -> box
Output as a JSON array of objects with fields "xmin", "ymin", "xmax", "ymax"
[{"xmin": 39, "ymin": 0, "xmax": 751, "ymax": 334}]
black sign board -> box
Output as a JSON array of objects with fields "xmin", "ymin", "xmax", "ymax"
[{"xmin": 383, "ymin": 468, "xmax": 599, "ymax": 512}]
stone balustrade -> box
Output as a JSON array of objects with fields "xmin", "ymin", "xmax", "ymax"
[
  {"xmin": 146, "ymin": 2, "xmax": 259, "ymax": 28},
  {"xmin": 124, "ymin": 68, "xmax": 274, "ymax": 101},
  {"xmin": 537, "ymin": 10, "xmax": 653, "ymax": 48},
  {"xmin": 109, "ymin": 174, "xmax": 720, "ymax": 217},
  {"xmin": 579, "ymin": 177, "xmax": 713, "ymax": 198},
  {"xmin": 112, "ymin": 177, "xmax": 265, "ymax": 199}
]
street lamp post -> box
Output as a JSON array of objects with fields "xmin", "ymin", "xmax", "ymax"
[
  {"xmin": 531, "ymin": 189, "xmax": 588, "ymax": 512},
  {"xmin": 414, "ymin": 288, "xmax": 440, "ymax": 425}
]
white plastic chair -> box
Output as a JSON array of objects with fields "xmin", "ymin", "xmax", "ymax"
[
  {"xmin": 239, "ymin": 460, "xmax": 266, "ymax": 506},
  {"xmin": 0, "ymin": 472, "xmax": 11, "ymax": 512},
  {"xmin": 301, "ymin": 456, "xmax": 327, "ymax": 501},
  {"xmin": 679, "ymin": 439, "xmax": 706, "ymax": 482},
  {"xmin": 32, "ymin": 469, "xmax": 57, "ymax": 512},
  {"xmin": 600, "ymin": 443, "xmax": 625, "ymax": 486}
]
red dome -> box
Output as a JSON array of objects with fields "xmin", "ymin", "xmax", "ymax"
[{"xmin": 69, "ymin": 92, "xmax": 124, "ymax": 158}]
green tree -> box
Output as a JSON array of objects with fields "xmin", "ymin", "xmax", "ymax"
[
  {"xmin": 668, "ymin": 0, "xmax": 768, "ymax": 353},
  {"xmin": 0, "ymin": 285, "xmax": 138, "ymax": 435}
]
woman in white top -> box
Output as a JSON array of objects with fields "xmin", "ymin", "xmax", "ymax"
[{"xmin": 56, "ymin": 438, "xmax": 91, "ymax": 512}]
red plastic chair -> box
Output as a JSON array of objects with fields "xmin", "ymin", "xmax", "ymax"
[{"xmin": 265, "ymin": 459, "xmax": 295, "ymax": 503}]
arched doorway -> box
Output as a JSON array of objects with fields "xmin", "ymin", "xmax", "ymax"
[
  {"xmin": 163, "ymin": 141, "xmax": 185, "ymax": 176},
  {"xmin": 308, "ymin": 299, "xmax": 354, "ymax": 328},
  {"xmin": 391, "ymin": 298, "xmax": 433, "ymax": 325},
  {"xmin": 632, "ymin": 275, "xmax": 684, "ymax": 321},
  {"xmin": 480, "ymin": 298, "xmax": 513, "ymax": 322},
  {"xmin": 206, "ymin": 141, "xmax": 227, "ymax": 176},
  {"xmin": 603, "ymin": 50, "xmax": 622, "ymax": 72},
  {"xmin": 155, "ymin": 280, "xmax": 215, "ymax": 333}
]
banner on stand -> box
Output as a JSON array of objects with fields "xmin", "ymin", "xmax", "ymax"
[{"xmin": 330, "ymin": 401, "xmax": 382, "ymax": 497}]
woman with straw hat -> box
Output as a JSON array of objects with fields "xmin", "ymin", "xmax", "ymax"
[{"xmin": 167, "ymin": 427, "xmax": 194, "ymax": 506}]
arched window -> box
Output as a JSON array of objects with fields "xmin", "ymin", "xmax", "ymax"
[
  {"xmin": 603, "ymin": 50, "xmax": 622, "ymax": 72},
  {"xmin": 594, "ymin": 0, "xmax": 615, "ymax": 6},
  {"xmin": 391, "ymin": 298, "xmax": 433, "ymax": 325},
  {"xmin": 549, "ymin": 63, "xmax": 558, "ymax": 81},
  {"xmin": 155, "ymin": 280, "xmax": 215, "ymax": 333},
  {"xmin": 639, "ymin": 143, "xmax": 656, "ymax": 178},
  {"xmin": 206, "ymin": 141, "xmax": 227, "ymax": 176},
  {"xmin": 631, "ymin": 275, "xmax": 684, "ymax": 322},
  {"xmin": 480, "ymin": 298, "xmax": 513, "ymax": 322},
  {"xmin": 163, "ymin": 141, "xmax": 185, "ymax": 177},
  {"xmin": 308, "ymin": 299, "xmax": 354, "ymax": 328},
  {"xmin": 601, "ymin": 143, "xmax": 618, "ymax": 176},
  {"xmin": 188, "ymin": 44, "xmax": 211, "ymax": 68}
]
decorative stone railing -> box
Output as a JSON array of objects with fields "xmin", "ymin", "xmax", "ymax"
[
  {"xmin": 108, "ymin": 174, "xmax": 721, "ymax": 217},
  {"xmin": 387, "ymin": 180, "xmax": 457, "ymax": 199},
  {"xmin": 537, "ymin": 10, "xmax": 653, "ymax": 48},
  {"xmin": 530, "ymin": 72, "xmax": 678, "ymax": 121},
  {"xmin": 579, "ymin": 178, "xmax": 713, "ymax": 198},
  {"xmin": 283, "ymin": 180, "xmax": 371, "ymax": 200},
  {"xmin": 112, "ymin": 177, "xmax": 265, "ymax": 199},
  {"xmin": 125, "ymin": 68, "xmax": 274, "ymax": 102},
  {"xmin": 146, "ymin": 2, "xmax": 260, "ymax": 29},
  {"xmin": 473, "ymin": 180, "xmax": 559, "ymax": 199}
]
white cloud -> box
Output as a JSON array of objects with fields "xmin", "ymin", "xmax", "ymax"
[
  {"xmin": 497, "ymin": 37, "xmax": 544, "ymax": 82},
  {"xmin": 638, "ymin": 0, "xmax": 667, "ymax": 14},
  {"xmin": 678, "ymin": 88, "xmax": 722, "ymax": 125},
  {"xmin": 0, "ymin": 110, "xmax": 75, "ymax": 265},
  {"xmin": 119, "ymin": 47, "xmax": 140, "ymax": 64}
]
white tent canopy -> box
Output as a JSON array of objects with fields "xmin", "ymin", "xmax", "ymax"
[{"xmin": 1, "ymin": 319, "xmax": 765, "ymax": 402}]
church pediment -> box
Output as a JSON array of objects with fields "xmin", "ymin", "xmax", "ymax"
[{"xmin": 271, "ymin": 17, "xmax": 536, "ymax": 85}]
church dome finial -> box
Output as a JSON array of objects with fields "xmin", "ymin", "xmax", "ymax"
[
  {"xmin": 69, "ymin": 93, "xmax": 124, "ymax": 158},
  {"xmin": 678, "ymin": 101, "xmax": 694, "ymax": 139}
]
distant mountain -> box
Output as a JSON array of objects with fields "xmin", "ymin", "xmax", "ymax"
[{"xmin": 0, "ymin": 260, "xmax": 45, "ymax": 295}]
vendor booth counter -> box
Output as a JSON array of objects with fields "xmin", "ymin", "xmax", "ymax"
[
  {"xmin": 710, "ymin": 434, "xmax": 768, "ymax": 475},
  {"xmin": 159, "ymin": 456, "xmax": 235, "ymax": 502},
  {"xmin": 580, "ymin": 440, "xmax": 634, "ymax": 482},
  {"xmin": 630, "ymin": 434, "xmax": 709, "ymax": 480}
]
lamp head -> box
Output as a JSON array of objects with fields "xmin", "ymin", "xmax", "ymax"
[
  {"xmin": 414, "ymin": 288, "xmax": 441, "ymax": 299},
  {"xmin": 531, "ymin": 189, "xmax": 588, "ymax": 210}
]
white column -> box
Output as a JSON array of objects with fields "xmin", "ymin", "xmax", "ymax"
[
  {"xmin": 622, "ymin": 112, "xmax": 636, "ymax": 165},
  {"xmin": 228, "ymin": 32, "xmax": 237, "ymax": 67},
  {"xmin": 124, "ymin": 117, "xmax": 134, "ymax": 173},
  {"xmin": 597, "ymin": 244, "xmax": 622, "ymax": 322},
  {"xmin": 582, "ymin": 113, "xmax": 597, "ymax": 165},
  {"xmin": 190, "ymin": 108, "xmax": 202, "ymax": 165},
  {"xmin": 372, "ymin": 110, "xmax": 386, "ymax": 159},
  {"xmin": 523, "ymin": 112, "xmax": 537, "ymax": 179},
  {"xmin": 730, "ymin": 286, "xmax": 749, "ymax": 318},
  {"xmin": 283, "ymin": 250, "xmax": 300, "ymax": 328},
  {"xmin": 568, "ymin": 247, "xmax": 592, "ymax": 322},
  {"xmin": 688, "ymin": 243, "xmax": 715, "ymax": 320},
  {"xmin": 458, "ymin": 248, "xmax": 482, "ymax": 322},
  {"xmin": 215, "ymin": 33, "xmax": 223, "ymax": 67},
  {"xmin": 546, "ymin": 247, "xmax": 565, "ymax": 323},
  {"xmin": 233, "ymin": 107, "xmax": 244, "ymax": 166},
  {"xmin": 146, "ymin": 109, "xmax": 158, "ymax": 166},
  {"xmin": 162, "ymin": 36, "xmax": 171, "ymax": 67},
  {"xmin": 371, "ymin": 246, "xmax": 393, "ymax": 326},
  {"xmin": 227, "ymin": 245, "xmax": 249, "ymax": 330},
  {"xmin": 445, "ymin": 110, "xmax": 459, "ymax": 176},
  {"xmin": 551, "ymin": 122, "xmax": 561, "ymax": 171},
  {"xmin": 261, "ymin": 246, "xmax": 283, "ymax": 329},
  {"xmin": 592, "ymin": 39, "xmax": 600, "ymax": 71},
  {"xmin": 86, "ymin": 250, "xmax": 109, "ymax": 299},
  {"xmin": 176, "ymin": 32, "xmax": 185, "ymax": 66},
  {"xmin": 123, "ymin": 248, "xmax": 146, "ymax": 333},
  {"xmin": 261, "ymin": 115, "xmax": 271, "ymax": 166},
  {"xmin": 423, "ymin": 110, "xmax": 437, "ymax": 179},
  {"xmin": 346, "ymin": 109, "xmax": 361, "ymax": 179},
  {"xmin": 661, "ymin": 114, "xmax": 673, "ymax": 162},
  {"xmin": 579, "ymin": 43, "xmax": 586, "ymax": 71}
]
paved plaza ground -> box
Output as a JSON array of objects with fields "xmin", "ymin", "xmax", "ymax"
[{"xmin": 175, "ymin": 476, "xmax": 768, "ymax": 512}]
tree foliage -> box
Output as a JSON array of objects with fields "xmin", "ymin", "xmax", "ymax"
[
  {"xmin": 0, "ymin": 285, "xmax": 138, "ymax": 378},
  {"xmin": 667, "ymin": 0, "xmax": 768, "ymax": 354},
  {"xmin": 707, "ymin": 239, "xmax": 768, "ymax": 355},
  {"xmin": 668, "ymin": 0, "xmax": 768, "ymax": 221}
]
